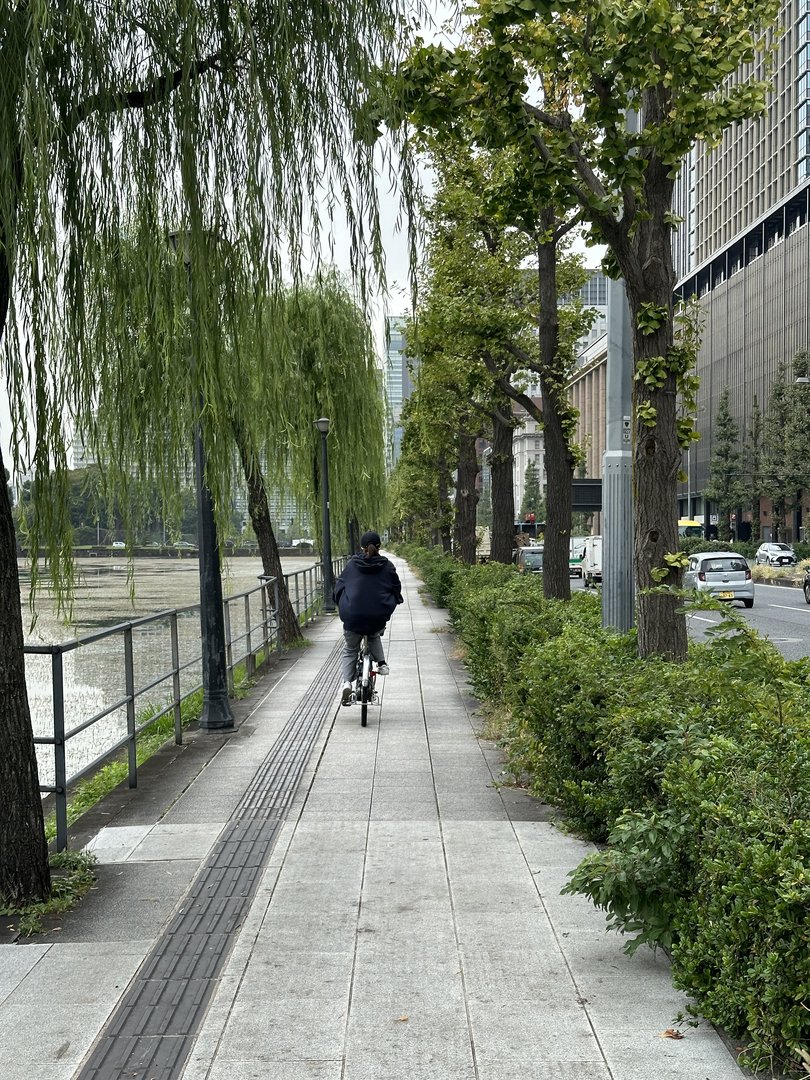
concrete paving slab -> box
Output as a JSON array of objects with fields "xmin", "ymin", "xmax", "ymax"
[
  {"xmin": 0, "ymin": 999, "xmax": 117, "ymax": 1065},
  {"xmin": 84, "ymin": 824, "xmax": 152, "ymax": 862},
  {"xmin": 50, "ymin": 860, "xmax": 198, "ymax": 942},
  {"xmin": 215, "ymin": 997, "xmax": 348, "ymax": 1061},
  {"xmin": 1, "ymin": 1065, "xmax": 79, "ymax": 1080},
  {"xmin": 477, "ymin": 1061, "xmax": 612, "ymax": 1080},
  {"xmin": 205, "ymin": 1062, "xmax": 342, "ymax": 1080},
  {"xmin": 0, "ymin": 943, "xmax": 49, "ymax": 1006},
  {"xmin": 342, "ymin": 1050, "xmax": 477, "ymax": 1079},
  {"xmin": 9, "ymin": 939, "xmax": 150, "ymax": 1006},
  {"xmin": 128, "ymin": 822, "xmax": 225, "ymax": 862}
]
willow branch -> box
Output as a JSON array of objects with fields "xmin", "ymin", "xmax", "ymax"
[{"xmin": 63, "ymin": 50, "xmax": 228, "ymax": 135}]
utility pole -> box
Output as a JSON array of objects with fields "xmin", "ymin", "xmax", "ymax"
[{"xmin": 602, "ymin": 276, "xmax": 635, "ymax": 631}]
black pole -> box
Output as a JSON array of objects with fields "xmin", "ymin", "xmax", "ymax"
[
  {"xmin": 319, "ymin": 427, "xmax": 336, "ymax": 612},
  {"xmin": 194, "ymin": 414, "xmax": 234, "ymax": 730},
  {"xmin": 175, "ymin": 233, "xmax": 234, "ymax": 732}
]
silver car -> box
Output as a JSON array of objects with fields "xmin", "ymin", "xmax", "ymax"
[
  {"xmin": 683, "ymin": 551, "xmax": 754, "ymax": 608},
  {"xmin": 755, "ymin": 542, "xmax": 797, "ymax": 566}
]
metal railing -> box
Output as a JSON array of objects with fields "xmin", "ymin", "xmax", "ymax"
[{"xmin": 25, "ymin": 557, "xmax": 346, "ymax": 851}]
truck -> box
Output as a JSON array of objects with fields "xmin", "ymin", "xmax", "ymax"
[
  {"xmin": 569, "ymin": 536, "xmax": 587, "ymax": 577},
  {"xmin": 581, "ymin": 535, "xmax": 603, "ymax": 588}
]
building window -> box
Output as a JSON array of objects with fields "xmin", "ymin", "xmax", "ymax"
[
  {"xmin": 798, "ymin": 156, "xmax": 810, "ymax": 180},
  {"xmin": 534, "ymin": 438, "xmax": 541, "ymax": 449}
]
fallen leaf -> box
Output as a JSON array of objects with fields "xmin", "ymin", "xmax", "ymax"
[
  {"xmin": 658, "ymin": 1028, "xmax": 685, "ymax": 1040},
  {"xmin": 397, "ymin": 1015, "xmax": 409, "ymax": 1023}
]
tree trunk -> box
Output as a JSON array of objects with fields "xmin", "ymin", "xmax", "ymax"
[
  {"xmin": 234, "ymin": 429, "xmax": 303, "ymax": 646},
  {"xmin": 0, "ymin": 444, "xmax": 51, "ymax": 903},
  {"xmin": 0, "ymin": 135, "xmax": 51, "ymax": 902},
  {"xmin": 773, "ymin": 497, "xmax": 785, "ymax": 542},
  {"xmin": 490, "ymin": 409, "xmax": 515, "ymax": 563},
  {"xmin": 537, "ymin": 232, "xmax": 572, "ymax": 600},
  {"xmin": 750, "ymin": 497, "xmax": 761, "ymax": 544},
  {"xmin": 718, "ymin": 506, "xmax": 732, "ymax": 543},
  {"xmin": 627, "ymin": 277, "xmax": 688, "ymax": 661},
  {"xmin": 437, "ymin": 456, "xmax": 452, "ymax": 554},
  {"xmin": 454, "ymin": 432, "xmax": 479, "ymax": 564}
]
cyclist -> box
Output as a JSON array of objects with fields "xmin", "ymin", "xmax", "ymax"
[{"xmin": 334, "ymin": 531, "xmax": 402, "ymax": 705}]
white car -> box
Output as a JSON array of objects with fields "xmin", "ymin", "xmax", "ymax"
[
  {"xmin": 754, "ymin": 542, "xmax": 797, "ymax": 567},
  {"xmin": 683, "ymin": 551, "xmax": 754, "ymax": 607},
  {"xmin": 112, "ymin": 540, "xmax": 125, "ymax": 549}
]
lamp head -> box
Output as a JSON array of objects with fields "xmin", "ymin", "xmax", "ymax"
[
  {"xmin": 315, "ymin": 417, "xmax": 331, "ymax": 434},
  {"xmin": 167, "ymin": 229, "xmax": 191, "ymax": 265}
]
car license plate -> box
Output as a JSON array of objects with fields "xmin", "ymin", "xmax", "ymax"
[{"xmin": 717, "ymin": 591, "xmax": 734, "ymax": 599}]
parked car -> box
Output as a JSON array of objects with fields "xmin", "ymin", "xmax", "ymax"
[
  {"xmin": 755, "ymin": 542, "xmax": 797, "ymax": 566},
  {"xmin": 516, "ymin": 545, "xmax": 544, "ymax": 573},
  {"xmin": 569, "ymin": 536, "xmax": 587, "ymax": 577},
  {"xmin": 683, "ymin": 551, "xmax": 754, "ymax": 607},
  {"xmin": 111, "ymin": 540, "xmax": 125, "ymax": 549},
  {"xmin": 174, "ymin": 540, "xmax": 196, "ymax": 549},
  {"xmin": 581, "ymin": 535, "xmax": 603, "ymax": 588}
]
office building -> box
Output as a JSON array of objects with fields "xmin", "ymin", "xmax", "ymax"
[
  {"xmin": 385, "ymin": 315, "xmax": 414, "ymax": 469},
  {"xmin": 567, "ymin": 6, "xmax": 810, "ymax": 539},
  {"xmin": 673, "ymin": 0, "xmax": 810, "ymax": 536}
]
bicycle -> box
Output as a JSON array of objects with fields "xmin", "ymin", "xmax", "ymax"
[{"xmin": 345, "ymin": 634, "xmax": 380, "ymax": 727}]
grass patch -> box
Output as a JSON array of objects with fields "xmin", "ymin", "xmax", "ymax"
[
  {"xmin": 0, "ymin": 850, "xmax": 97, "ymax": 936},
  {"xmin": 476, "ymin": 702, "xmax": 512, "ymax": 743}
]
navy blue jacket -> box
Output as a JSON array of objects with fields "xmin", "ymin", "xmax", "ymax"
[{"xmin": 334, "ymin": 554, "xmax": 403, "ymax": 634}]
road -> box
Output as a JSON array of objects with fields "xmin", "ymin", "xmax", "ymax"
[
  {"xmin": 685, "ymin": 580, "xmax": 810, "ymax": 660},
  {"xmin": 571, "ymin": 577, "xmax": 810, "ymax": 661}
]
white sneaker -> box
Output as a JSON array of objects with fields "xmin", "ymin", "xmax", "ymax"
[
  {"xmin": 341, "ymin": 682, "xmax": 353, "ymax": 706},
  {"xmin": 377, "ymin": 663, "xmax": 390, "ymax": 676}
]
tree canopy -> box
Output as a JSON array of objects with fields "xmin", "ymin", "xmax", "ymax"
[{"xmin": 396, "ymin": 0, "xmax": 780, "ymax": 656}]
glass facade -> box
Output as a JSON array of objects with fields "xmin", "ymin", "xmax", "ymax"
[{"xmin": 385, "ymin": 315, "xmax": 413, "ymax": 469}]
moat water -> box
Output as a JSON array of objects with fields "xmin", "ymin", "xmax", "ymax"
[{"xmin": 20, "ymin": 556, "xmax": 318, "ymax": 789}]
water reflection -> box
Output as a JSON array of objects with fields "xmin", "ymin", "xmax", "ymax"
[{"xmin": 22, "ymin": 556, "xmax": 318, "ymax": 786}]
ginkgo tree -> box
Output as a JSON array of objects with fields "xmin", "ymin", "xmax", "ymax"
[
  {"xmin": 398, "ymin": 0, "xmax": 780, "ymax": 657},
  {"xmin": 0, "ymin": 1, "xmax": 408, "ymax": 904},
  {"xmin": 405, "ymin": 145, "xmax": 591, "ymax": 592}
]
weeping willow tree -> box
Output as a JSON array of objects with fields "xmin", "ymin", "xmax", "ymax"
[
  {"xmin": 0, "ymin": 2, "xmax": 410, "ymax": 904},
  {"xmin": 92, "ymin": 266, "xmax": 387, "ymax": 643}
]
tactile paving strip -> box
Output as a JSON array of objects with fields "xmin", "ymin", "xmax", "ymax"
[{"xmin": 75, "ymin": 642, "xmax": 342, "ymax": 1080}]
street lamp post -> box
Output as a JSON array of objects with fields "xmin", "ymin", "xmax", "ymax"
[
  {"xmin": 169, "ymin": 229, "xmax": 234, "ymax": 731},
  {"xmin": 315, "ymin": 417, "xmax": 336, "ymax": 612}
]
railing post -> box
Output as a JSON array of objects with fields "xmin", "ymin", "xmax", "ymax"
[
  {"xmin": 273, "ymin": 577, "xmax": 282, "ymax": 651},
  {"xmin": 52, "ymin": 649, "xmax": 68, "ymax": 853},
  {"xmin": 260, "ymin": 577, "xmax": 270, "ymax": 659},
  {"xmin": 123, "ymin": 626, "xmax": 137, "ymax": 790},
  {"xmin": 244, "ymin": 594, "xmax": 255, "ymax": 677},
  {"xmin": 223, "ymin": 599, "xmax": 234, "ymax": 694},
  {"xmin": 294, "ymin": 573, "xmax": 301, "ymax": 626},
  {"xmin": 170, "ymin": 613, "xmax": 182, "ymax": 744}
]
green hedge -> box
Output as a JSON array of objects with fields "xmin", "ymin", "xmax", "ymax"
[{"xmin": 402, "ymin": 547, "xmax": 810, "ymax": 1076}]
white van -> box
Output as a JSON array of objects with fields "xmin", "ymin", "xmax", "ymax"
[{"xmin": 581, "ymin": 536, "xmax": 603, "ymax": 588}]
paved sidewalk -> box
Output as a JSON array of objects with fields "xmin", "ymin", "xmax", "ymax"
[{"xmin": 0, "ymin": 557, "xmax": 747, "ymax": 1080}]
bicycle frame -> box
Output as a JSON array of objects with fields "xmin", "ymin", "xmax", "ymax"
[{"xmin": 354, "ymin": 635, "xmax": 378, "ymax": 726}]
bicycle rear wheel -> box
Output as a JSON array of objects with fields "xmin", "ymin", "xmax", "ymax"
[{"xmin": 360, "ymin": 650, "xmax": 371, "ymax": 727}]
